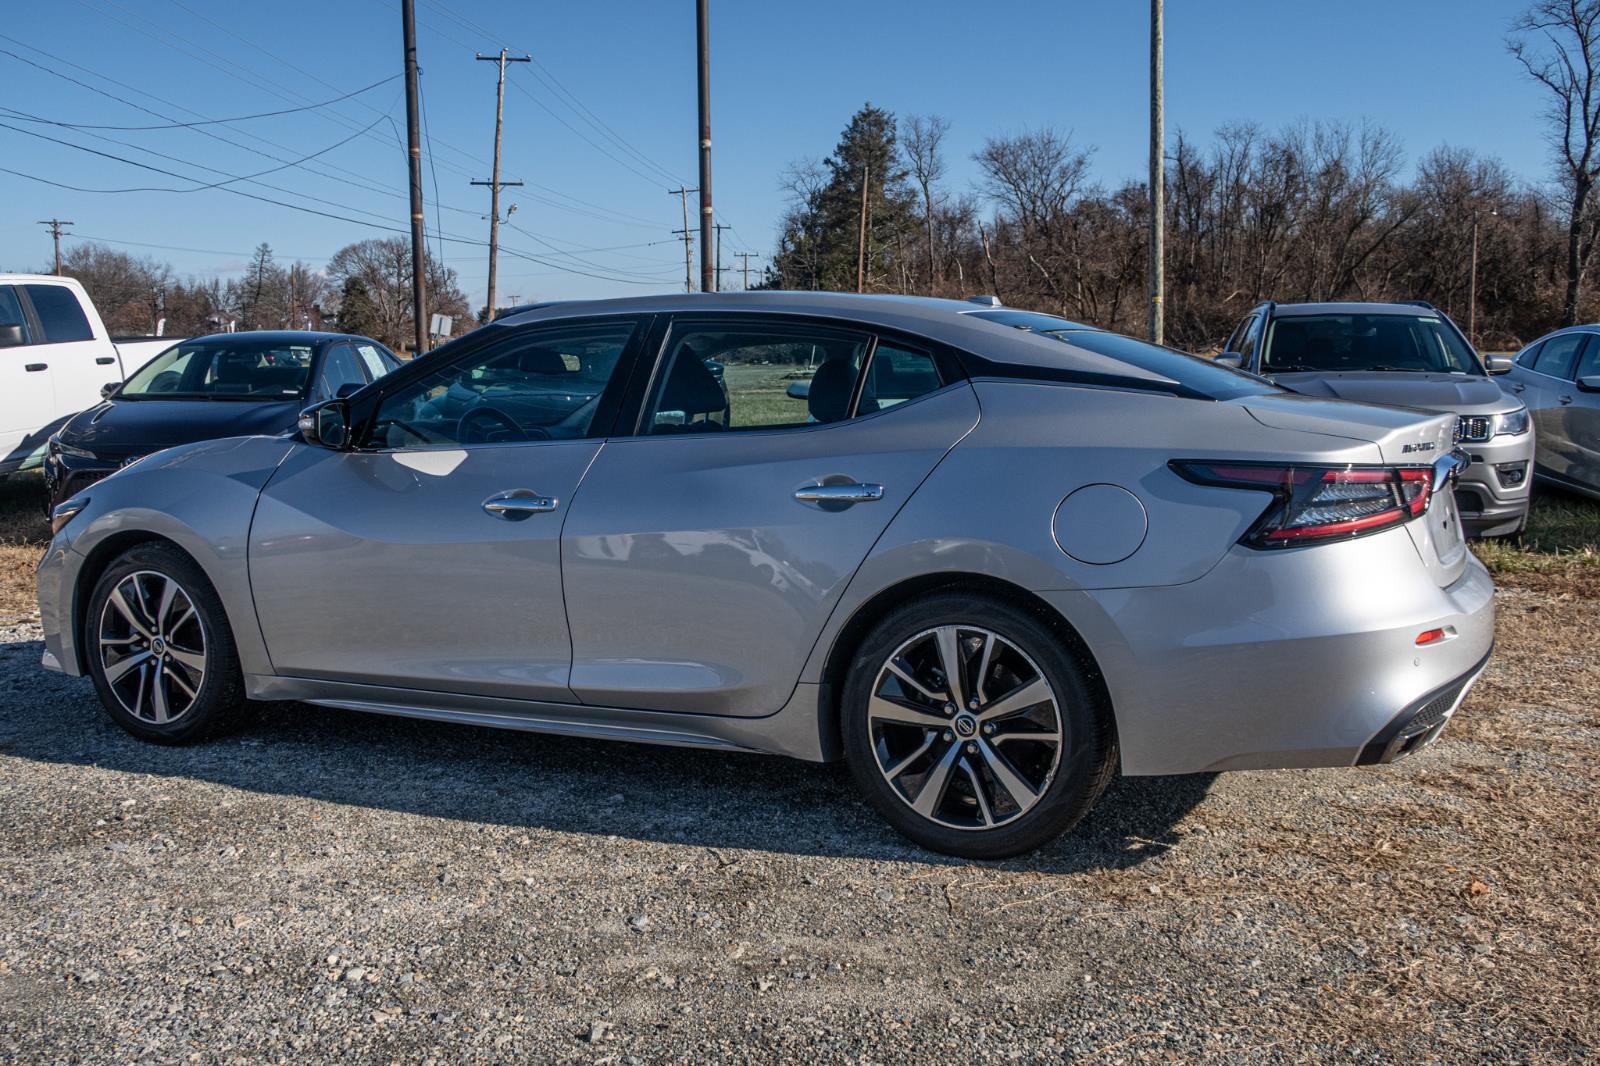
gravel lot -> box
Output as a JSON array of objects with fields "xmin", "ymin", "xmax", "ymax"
[{"xmin": 1, "ymin": 477, "xmax": 1597, "ymax": 1063}]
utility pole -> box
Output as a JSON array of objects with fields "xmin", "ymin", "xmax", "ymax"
[
  {"xmin": 668, "ymin": 186, "xmax": 698, "ymax": 293},
  {"xmin": 734, "ymin": 252, "xmax": 758, "ymax": 290},
  {"xmin": 713, "ymin": 222, "xmax": 729, "ymax": 291},
  {"xmin": 473, "ymin": 49, "xmax": 530, "ymax": 323},
  {"xmin": 1148, "ymin": 0, "xmax": 1165, "ymax": 345},
  {"xmin": 37, "ymin": 219, "xmax": 73, "ymax": 275},
  {"xmin": 401, "ymin": 0, "xmax": 429, "ymax": 356},
  {"xmin": 696, "ymin": 0, "xmax": 714, "ymax": 293},
  {"xmin": 856, "ymin": 163, "xmax": 870, "ymax": 294}
]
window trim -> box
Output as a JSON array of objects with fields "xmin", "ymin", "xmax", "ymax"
[
  {"xmin": 348, "ymin": 313, "xmax": 653, "ymax": 452},
  {"xmin": 623, "ymin": 312, "xmax": 960, "ymax": 440}
]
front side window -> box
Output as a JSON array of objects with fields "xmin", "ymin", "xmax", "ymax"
[
  {"xmin": 1531, "ymin": 332, "xmax": 1587, "ymax": 380},
  {"xmin": 1261, "ymin": 313, "xmax": 1481, "ymax": 375},
  {"xmin": 0, "ymin": 286, "xmax": 31, "ymax": 346},
  {"xmin": 354, "ymin": 342, "xmax": 396, "ymax": 379},
  {"xmin": 23, "ymin": 284, "xmax": 94, "ymax": 343},
  {"xmin": 1575, "ymin": 335, "xmax": 1600, "ymax": 380},
  {"xmin": 314, "ymin": 343, "xmax": 368, "ymax": 402},
  {"xmin": 1238, "ymin": 315, "xmax": 1265, "ymax": 360},
  {"xmin": 120, "ymin": 339, "xmax": 315, "ymax": 400},
  {"xmin": 644, "ymin": 324, "xmax": 871, "ymax": 433},
  {"xmin": 369, "ymin": 321, "xmax": 635, "ymax": 447}
]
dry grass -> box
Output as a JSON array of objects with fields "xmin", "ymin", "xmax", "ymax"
[{"xmin": 0, "ymin": 473, "xmax": 47, "ymax": 624}]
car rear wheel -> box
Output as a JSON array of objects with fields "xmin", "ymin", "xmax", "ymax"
[
  {"xmin": 85, "ymin": 543, "xmax": 244, "ymax": 744},
  {"xmin": 841, "ymin": 593, "xmax": 1116, "ymax": 859}
]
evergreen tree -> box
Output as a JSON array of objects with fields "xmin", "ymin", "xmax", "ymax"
[{"xmin": 770, "ymin": 104, "xmax": 919, "ymax": 291}]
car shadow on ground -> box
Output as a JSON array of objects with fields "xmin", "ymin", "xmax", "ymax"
[{"xmin": 0, "ymin": 637, "xmax": 1215, "ymax": 874}]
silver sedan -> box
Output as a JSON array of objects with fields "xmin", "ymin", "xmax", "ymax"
[{"xmin": 37, "ymin": 293, "xmax": 1494, "ymax": 858}]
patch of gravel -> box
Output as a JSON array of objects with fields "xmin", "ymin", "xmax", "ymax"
[{"xmin": 1, "ymin": 588, "xmax": 1596, "ymax": 1062}]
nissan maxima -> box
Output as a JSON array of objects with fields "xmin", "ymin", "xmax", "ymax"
[{"xmin": 37, "ymin": 293, "xmax": 1493, "ymax": 859}]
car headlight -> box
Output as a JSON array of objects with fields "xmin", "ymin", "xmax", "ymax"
[
  {"xmin": 47, "ymin": 434, "xmax": 96, "ymax": 461},
  {"xmin": 1493, "ymin": 406, "xmax": 1530, "ymax": 437}
]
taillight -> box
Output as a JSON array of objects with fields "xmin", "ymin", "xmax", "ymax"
[{"xmin": 1171, "ymin": 461, "xmax": 1434, "ymax": 548}]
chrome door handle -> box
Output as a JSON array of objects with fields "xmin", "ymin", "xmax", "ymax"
[
  {"xmin": 1560, "ymin": 395, "xmax": 1574, "ymax": 405},
  {"xmin": 793, "ymin": 482, "xmax": 884, "ymax": 504},
  {"xmin": 483, "ymin": 489, "xmax": 559, "ymax": 519},
  {"xmin": 1511, "ymin": 383, "xmax": 1526, "ymax": 393}
]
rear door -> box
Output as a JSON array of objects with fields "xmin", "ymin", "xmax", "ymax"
[
  {"xmin": 19, "ymin": 282, "xmax": 114, "ymax": 430},
  {"xmin": 560, "ymin": 314, "xmax": 979, "ymax": 717},
  {"xmin": 250, "ymin": 316, "xmax": 647, "ymax": 701}
]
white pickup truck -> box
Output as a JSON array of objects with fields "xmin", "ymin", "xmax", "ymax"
[{"xmin": 1, "ymin": 274, "xmax": 184, "ymax": 473}]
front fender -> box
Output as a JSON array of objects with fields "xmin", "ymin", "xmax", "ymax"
[{"xmin": 45, "ymin": 436, "xmax": 296, "ymax": 677}]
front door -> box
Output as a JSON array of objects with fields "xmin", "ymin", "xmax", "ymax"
[
  {"xmin": 1523, "ymin": 331, "xmax": 1589, "ymax": 479},
  {"xmin": 562, "ymin": 315, "xmax": 980, "ymax": 717},
  {"xmin": 0, "ymin": 285, "xmax": 51, "ymax": 468},
  {"xmin": 1565, "ymin": 335, "xmax": 1600, "ymax": 490},
  {"xmin": 249, "ymin": 316, "xmax": 646, "ymax": 701}
]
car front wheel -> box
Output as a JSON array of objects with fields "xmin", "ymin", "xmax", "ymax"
[
  {"xmin": 85, "ymin": 543, "xmax": 245, "ymax": 744},
  {"xmin": 841, "ymin": 593, "xmax": 1116, "ymax": 859}
]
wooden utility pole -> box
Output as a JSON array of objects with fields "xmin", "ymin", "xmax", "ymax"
[
  {"xmin": 37, "ymin": 219, "xmax": 73, "ymax": 275},
  {"xmin": 1148, "ymin": 0, "xmax": 1165, "ymax": 345},
  {"xmin": 473, "ymin": 49, "xmax": 530, "ymax": 323},
  {"xmin": 695, "ymin": 0, "xmax": 715, "ymax": 293},
  {"xmin": 668, "ymin": 187, "xmax": 697, "ymax": 293},
  {"xmin": 713, "ymin": 222, "xmax": 729, "ymax": 291},
  {"xmin": 856, "ymin": 163, "xmax": 870, "ymax": 293},
  {"xmin": 735, "ymin": 252, "xmax": 758, "ymax": 290},
  {"xmin": 401, "ymin": 0, "xmax": 429, "ymax": 355}
]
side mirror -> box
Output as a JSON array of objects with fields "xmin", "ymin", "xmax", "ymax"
[
  {"xmin": 1485, "ymin": 354, "xmax": 1514, "ymax": 375},
  {"xmin": 298, "ymin": 399, "xmax": 351, "ymax": 450},
  {"xmin": 335, "ymin": 381, "xmax": 365, "ymax": 399},
  {"xmin": 0, "ymin": 323, "xmax": 24, "ymax": 348},
  {"xmin": 1214, "ymin": 352, "xmax": 1244, "ymax": 368},
  {"xmin": 100, "ymin": 382, "xmax": 118, "ymax": 400},
  {"xmin": 785, "ymin": 380, "xmax": 812, "ymax": 400},
  {"xmin": 1578, "ymin": 375, "xmax": 1600, "ymax": 393}
]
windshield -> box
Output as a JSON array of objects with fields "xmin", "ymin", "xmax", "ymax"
[
  {"xmin": 119, "ymin": 339, "xmax": 316, "ymax": 400},
  {"xmin": 1261, "ymin": 313, "xmax": 1482, "ymax": 375}
]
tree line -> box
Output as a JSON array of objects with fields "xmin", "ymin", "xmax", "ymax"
[
  {"xmin": 769, "ymin": 2, "xmax": 1600, "ymax": 352},
  {"xmin": 33, "ymin": 238, "xmax": 471, "ymax": 353}
]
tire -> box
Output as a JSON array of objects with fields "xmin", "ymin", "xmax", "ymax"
[
  {"xmin": 84, "ymin": 543, "xmax": 245, "ymax": 744},
  {"xmin": 840, "ymin": 592, "xmax": 1117, "ymax": 860}
]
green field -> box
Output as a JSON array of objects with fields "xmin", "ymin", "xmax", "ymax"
[{"xmin": 720, "ymin": 362, "xmax": 814, "ymax": 429}]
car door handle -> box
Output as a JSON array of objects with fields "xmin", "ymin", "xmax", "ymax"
[
  {"xmin": 482, "ymin": 489, "xmax": 559, "ymax": 519},
  {"xmin": 24, "ymin": 363, "xmax": 46, "ymax": 372},
  {"xmin": 793, "ymin": 482, "xmax": 884, "ymax": 504},
  {"xmin": 1511, "ymin": 383, "xmax": 1526, "ymax": 393},
  {"xmin": 96, "ymin": 356, "xmax": 116, "ymax": 365},
  {"xmin": 1560, "ymin": 395, "xmax": 1574, "ymax": 405}
]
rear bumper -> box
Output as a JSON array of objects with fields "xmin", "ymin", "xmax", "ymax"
[
  {"xmin": 1044, "ymin": 526, "xmax": 1496, "ymax": 776},
  {"xmin": 1357, "ymin": 646, "xmax": 1490, "ymax": 764}
]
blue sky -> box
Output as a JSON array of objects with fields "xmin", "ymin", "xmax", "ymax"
[{"xmin": 0, "ymin": 0, "xmax": 1555, "ymax": 308}]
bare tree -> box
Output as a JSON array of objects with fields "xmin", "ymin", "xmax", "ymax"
[
  {"xmin": 901, "ymin": 114, "xmax": 950, "ymax": 292},
  {"xmin": 1510, "ymin": 0, "xmax": 1600, "ymax": 324}
]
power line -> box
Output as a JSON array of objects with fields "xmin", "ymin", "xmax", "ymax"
[{"xmin": 0, "ymin": 73, "xmax": 400, "ymax": 130}]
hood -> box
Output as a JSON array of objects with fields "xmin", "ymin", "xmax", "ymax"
[
  {"xmin": 60, "ymin": 397, "xmax": 301, "ymax": 460},
  {"xmin": 1269, "ymin": 371, "xmax": 1516, "ymax": 414}
]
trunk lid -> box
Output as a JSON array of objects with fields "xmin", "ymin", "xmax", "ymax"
[{"xmin": 1238, "ymin": 392, "xmax": 1469, "ymax": 586}]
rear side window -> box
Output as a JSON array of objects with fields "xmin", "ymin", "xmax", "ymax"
[
  {"xmin": 1531, "ymin": 333, "xmax": 1587, "ymax": 380},
  {"xmin": 22, "ymin": 284, "xmax": 94, "ymax": 342},
  {"xmin": 1060, "ymin": 330, "xmax": 1277, "ymax": 401},
  {"xmin": 1576, "ymin": 336, "xmax": 1600, "ymax": 380},
  {"xmin": 644, "ymin": 323, "xmax": 870, "ymax": 433},
  {"xmin": 0, "ymin": 286, "xmax": 32, "ymax": 345},
  {"xmin": 865, "ymin": 343, "xmax": 942, "ymax": 409}
]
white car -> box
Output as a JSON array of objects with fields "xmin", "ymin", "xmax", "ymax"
[{"xmin": 0, "ymin": 274, "xmax": 184, "ymax": 473}]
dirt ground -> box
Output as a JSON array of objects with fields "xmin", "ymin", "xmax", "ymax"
[{"xmin": 0, "ymin": 472, "xmax": 1596, "ymax": 1062}]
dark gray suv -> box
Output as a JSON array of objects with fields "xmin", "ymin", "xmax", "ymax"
[{"xmin": 1219, "ymin": 301, "xmax": 1533, "ymax": 537}]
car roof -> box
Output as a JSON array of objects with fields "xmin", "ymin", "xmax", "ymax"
[
  {"xmin": 490, "ymin": 291, "xmax": 1265, "ymax": 401},
  {"xmin": 176, "ymin": 330, "xmax": 359, "ymax": 346},
  {"xmin": 1268, "ymin": 302, "xmax": 1440, "ymax": 318}
]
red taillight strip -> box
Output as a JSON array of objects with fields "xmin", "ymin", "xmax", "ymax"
[{"xmin": 1261, "ymin": 506, "xmax": 1409, "ymax": 540}]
